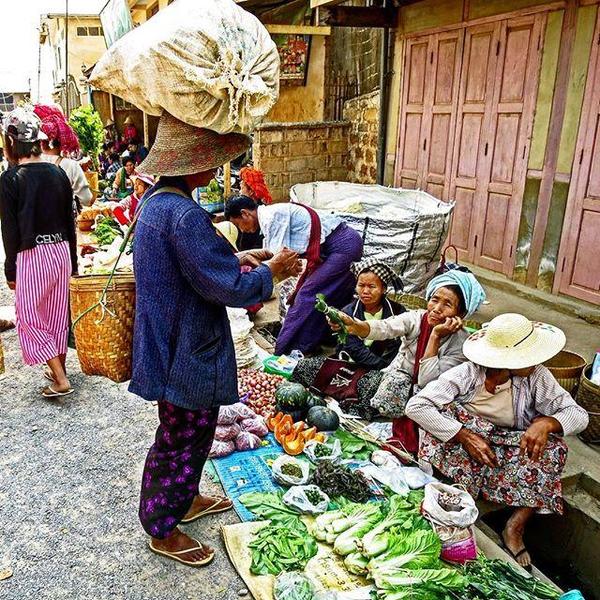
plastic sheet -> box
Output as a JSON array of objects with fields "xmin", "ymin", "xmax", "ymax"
[{"xmin": 290, "ymin": 182, "xmax": 454, "ymax": 294}]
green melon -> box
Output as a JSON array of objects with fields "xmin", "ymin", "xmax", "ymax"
[
  {"xmin": 275, "ymin": 382, "xmax": 309, "ymax": 409},
  {"xmin": 306, "ymin": 406, "xmax": 340, "ymax": 432}
]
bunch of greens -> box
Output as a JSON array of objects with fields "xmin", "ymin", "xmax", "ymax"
[
  {"xmin": 372, "ymin": 568, "xmax": 466, "ymax": 599},
  {"xmin": 69, "ymin": 105, "xmax": 104, "ymax": 171},
  {"xmin": 330, "ymin": 429, "xmax": 378, "ymax": 460},
  {"xmin": 92, "ymin": 217, "xmax": 123, "ymax": 246},
  {"xmin": 239, "ymin": 491, "xmax": 302, "ymax": 529},
  {"xmin": 315, "ymin": 294, "xmax": 348, "ymax": 344},
  {"xmin": 458, "ymin": 558, "xmax": 560, "ymax": 600},
  {"xmin": 310, "ymin": 459, "xmax": 371, "ymax": 502},
  {"xmin": 249, "ymin": 523, "xmax": 318, "ymax": 576},
  {"xmin": 274, "ymin": 572, "xmax": 315, "ymax": 600}
]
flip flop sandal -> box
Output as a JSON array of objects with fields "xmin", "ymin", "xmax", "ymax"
[
  {"xmin": 501, "ymin": 540, "xmax": 532, "ymax": 572},
  {"xmin": 44, "ymin": 370, "xmax": 55, "ymax": 383},
  {"xmin": 149, "ymin": 539, "xmax": 214, "ymax": 568},
  {"xmin": 42, "ymin": 386, "xmax": 74, "ymax": 399},
  {"xmin": 180, "ymin": 497, "xmax": 234, "ymax": 524}
]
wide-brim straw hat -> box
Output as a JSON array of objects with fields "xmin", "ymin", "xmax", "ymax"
[
  {"xmin": 463, "ymin": 313, "xmax": 566, "ymax": 369},
  {"xmin": 139, "ymin": 112, "xmax": 251, "ymax": 177}
]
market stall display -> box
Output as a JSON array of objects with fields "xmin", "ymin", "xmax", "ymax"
[{"xmin": 238, "ymin": 368, "xmax": 286, "ymax": 417}]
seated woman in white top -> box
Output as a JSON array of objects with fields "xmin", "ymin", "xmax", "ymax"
[
  {"xmin": 406, "ymin": 313, "xmax": 589, "ymax": 571},
  {"xmin": 225, "ymin": 195, "xmax": 363, "ymax": 356}
]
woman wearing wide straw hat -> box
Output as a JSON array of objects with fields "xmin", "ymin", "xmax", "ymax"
[
  {"xmin": 130, "ymin": 112, "xmax": 301, "ymax": 568},
  {"xmin": 406, "ymin": 313, "xmax": 589, "ymax": 570}
]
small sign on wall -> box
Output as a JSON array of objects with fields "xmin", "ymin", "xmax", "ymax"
[{"xmin": 274, "ymin": 34, "xmax": 311, "ymax": 86}]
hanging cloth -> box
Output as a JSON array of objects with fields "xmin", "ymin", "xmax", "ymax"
[
  {"xmin": 390, "ymin": 312, "xmax": 433, "ymax": 454},
  {"xmin": 286, "ymin": 204, "xmax": 323, "ymax": 306}
]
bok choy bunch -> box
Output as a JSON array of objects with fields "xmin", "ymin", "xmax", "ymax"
[{"xmin": 333, "ymin": 503, "xmax": 384, "ymax": 556}]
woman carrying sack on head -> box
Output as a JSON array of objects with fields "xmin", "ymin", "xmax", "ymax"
[
  {"xmin": 0, "ymin": 106, "xmax": 78, "ymax": 398},
  {"xmin": 406, "ymin": 314, "xmax": 589, "ymax": 571},
  {"xmin": 225, "ymin": 195, "xmax": 363, "ymax": 356}
]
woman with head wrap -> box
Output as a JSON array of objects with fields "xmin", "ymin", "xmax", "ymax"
[
  {"xmin": 329, "ymin": 270, "xmax": 486, "ymax": 438},
  {"xmin": 34, "ymin": 104, "xmax": 94, "ymax": 209},
  {"xmin": 236, "ymin": 167, "xmax": 272, "ymax": 250}
]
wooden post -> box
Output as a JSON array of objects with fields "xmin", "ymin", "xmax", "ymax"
[
  {"xmin": 224, "ymin": 161, "xmax": 232, "ymax": 198},
  {"xmin": 142, "ymin": 112, "xmax": 149, "ymax": 149}
]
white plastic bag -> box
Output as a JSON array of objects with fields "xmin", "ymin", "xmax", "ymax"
[
  {"xmin": 90, "ymin": 0, "xmax": 279, "ymax": 134},
  {"xmin": 422, "ymin": 482, "xmax": 478, "ymax": 527},
  {"xmin": 282, "ymin": 485, "xmax": 330, "ymax": 515},
  {"xmin": 359, "ymin": 465, "xmax": 410, "ymax": 496},
  {"xmin": 272, "ymin": 456, "xmax": 311, "ymax": 486},
  {"xmin": 304, "ymin": 439, "xmax": 342, "ymax": 463}
]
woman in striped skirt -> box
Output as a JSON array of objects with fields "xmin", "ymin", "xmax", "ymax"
[{"xmin": 0, "ymin": 106, "xmax": 78, "ymax": 398}]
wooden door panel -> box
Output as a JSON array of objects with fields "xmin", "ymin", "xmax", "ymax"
[
  {"xmin": 429, "ymin": 113, "xmax": 451, "ymax": 174},
  {"xmin": 426, "ymin": 182, "xmax": 445, "ymax": 198},
  {"xmin": 456, "ymin": 114, "xmax": 483, "ymax": 178},
  {"xmin": 451, "ymin": 187, "xmax": 476, "ymax": 252},
  {"xmin": 480, "ymin": 192, "xmax": 511, "ymax": 261},
  {"xmin": 403, "ymin": 113, "xmax": 422, "ymax": 171},
  {"xmin": 570, "ymin": 210, "xmax": 600, "ymax": 290},
  {"xmin": 407, "ymin": 42, "xmax": 428, "ymax": 103},
  {"xmin": 465, "ymin": 31, "xmax": 495, "ymax": 102},
  {"xmin": 557, "ymin": 12, "xmax": 600, "ymax": 303},
  {"xmin": 490, "ymin": 113, "xmax": 521, "ymax": 183},
  {"xmin": 435, "ymin": 38, "xmax": 459, "ymax": 104},
  {"xmin": 499, "ymin": 25, "xmax": 533, "ymax": 102}
]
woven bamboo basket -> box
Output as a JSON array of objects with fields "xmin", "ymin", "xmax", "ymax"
[
  {"xmin": 577, "ymin": 365, "xmax": 600, "ymax": 443},
  {"xmin": 70, "ymin": 274, "xmax": 136, "ymax": 383},
  {"xmin": 543, "ymin": 350, "xmax": 587, "ymax": 396}
]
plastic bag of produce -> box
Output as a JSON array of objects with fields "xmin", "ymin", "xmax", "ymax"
[
  {"xmin": 235, "ymin": 431, "xmax": 262, "ymax": 451},
  {"xmin": 240, "ymin": 417, "xmax": 268, "ymax": 438},
  {"xmin": 217, "ymin": 402, "xmax": 256, "ymax": 425},
  {"xmin": 209, "ymin": 439, "xmax": 235, "ymax": 458},
  {"xmin": 274, "ymin": 572, "xmax": 315, "ymax": 600},
  {"xmin": 214, "ymin": 423, "xmax": 241, "ymax": 442},
  {"xmin": 422, "ymin": 482, "xmax": 478, "ymax": 527},
  {"xmin": 272, "ymin": 455, "xmax": 311, "ymax": 486},
  {"xmin": 303, "ymin": 439, "xmax": 342, "ymax": 463},
  {"xmin": 282, "ymin": 485, "xmax": 330, "ymax": 515},
  {"xmin": 89, "ymin": 0, "xmax": 279, "ymax": 134}
]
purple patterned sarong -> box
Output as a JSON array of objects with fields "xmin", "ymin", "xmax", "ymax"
[
  {"xmin": 139, "ymin": 400, "xmax": 219, "ymax": 539},
  {"xmin": 275, "ymin": 223, "xmax": 363, "ymax": 356}
]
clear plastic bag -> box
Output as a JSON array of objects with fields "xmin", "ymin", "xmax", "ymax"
[
  {"xmin": 235, "ymin": 431, "xmax": 262, "ymax": 451},
  {"xmin": 303, "ymin": 439, "xmax": 342, "ymax": 463},
  {"xmin": 283, "ymin": 485, "xmax": 330, "ymax": 515},
  {"xmin": 214, "ymin": 423, "xmax": 241, "ymax": 442},
  {"xmin": 274, "ymin": 572, "xmax": 315, "ymax": 600},
  {"xmin": 272, "ymin": 455, "xmax": 311, "ymax": 486},
  {"xmin": 209, "ymin": 439, "xmax": 235, "ymax": 458},
  {"xmin": 240, "ymin": 417, "xmax": 268, "ymax": 438},
  {"xmin": 217, "ymin": 402, "xmax": 256, "ymax": 425}
]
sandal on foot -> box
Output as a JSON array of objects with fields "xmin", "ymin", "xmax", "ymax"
[
  {"xmin": 501, "ymin": 540, "xmax": 532, "ymax": 572},
  {"xmin": 180, "ymin": 497, "xmax": 233, "ymax": 524},
  {"xmin": 42, "ymin": 386, "xmax": 74, "ymax": 398},
  {"xmin": 149, "ymin": 538, "xmax": 214, "ymax": 567},
  {"xmin": 44, "ymin": 370, "xmax": 55, "ymax": 383}
]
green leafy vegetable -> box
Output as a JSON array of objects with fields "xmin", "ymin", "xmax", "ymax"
[
  {"xmin": 344, "ymin": 551, "xmax": 370, "ymax": 576},
  {"xmin": 330, "ymin": 429, "xmax": 378, "ymax": 460},
  {"xmin": 374, "ymin": 567, "xmax": 466, "ymax": 591},
  {"xmin": 333, "ymin": 503, "xmax": 384, "ymax": 555},
  {"xmin": 249, "ymin": 523, "xmax": 318, "ymax": 576},
  {"xmin": 239, "ymin": 491, "xmax": 303, "ymax": 529},
  {"xmin": 310, "ymin": 459, "xmax": 371, "ymax": 502},
  {"xmin": 274, "ymin": 572, "xmax": 315, "ymax": 600}
]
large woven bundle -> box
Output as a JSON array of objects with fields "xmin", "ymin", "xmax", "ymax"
[
  {"xmin": 70, "ymin": 275, "xmax": 136, "ymax": 383},
  {"xmin": 90, "ymin": 0, "xmax": 280, "ymax": 133}
]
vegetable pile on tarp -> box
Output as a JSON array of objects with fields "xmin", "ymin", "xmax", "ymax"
[
  {"xmin": 92, "ymin": 216, "xmax": 123, "ymax": 246},
  {"xmin": 310, "ymin": 459, "xmax": 371, "ymax": 502},
  {"xmin": 273, "ymin": 572, "xmax": 315, "ymax": 600},
  {"xmin": 238, "ymin": 369, "xmax": 285, "ymax": 418},
  {"xmin": 249, "ymin": 522, "xmax": 318, "ymax": 576},
  {"xmin": 330, "ymin": 429, "xmax": 378, "ymax": 460},
  {"xmin": 209, "ymin": 402, "xmax": 268, "ymax": 458}
]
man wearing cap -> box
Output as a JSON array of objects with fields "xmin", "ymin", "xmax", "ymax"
[
  {"xmin": 406, "ymin": 313, "xmax": 589, "ymax": 570},
  {"xmin": 130, "ymin": 112, "xmax": 301, "ymax": 568}
]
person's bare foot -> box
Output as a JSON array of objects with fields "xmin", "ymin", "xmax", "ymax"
[
  {"xmin": 150, "ymin": 528, "xmax": 214, "ymax": 565},
  {"xmin": 502, "ymin": 509, "xmax": 533, "ymax": 569},
  {"xmin": 182, "ymin": 495, "xmax": 233, "ymax": 522}
]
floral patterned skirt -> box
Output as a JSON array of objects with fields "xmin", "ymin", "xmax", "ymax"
[{"xmin": 418, "ymin": 404, "xmax": 568, "ymax": 514}]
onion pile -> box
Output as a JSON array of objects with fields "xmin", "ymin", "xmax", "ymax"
[{"xmin": 238, "ymin": 369, "xmax": 285, "ymax": 418}]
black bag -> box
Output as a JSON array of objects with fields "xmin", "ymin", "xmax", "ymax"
[{"xmin": 435, "ymin": 245, "xmax": 471, "ymax": 276}]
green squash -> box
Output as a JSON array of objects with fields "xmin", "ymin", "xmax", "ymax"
[
  {"xmin": 306, "ymin": 406, "xmax": 340, "ymax": 432},
  {"xmin": 306, "ymin": 393, "xmax": 327, "ymax": 409},
  {"xmin": 275, "ymin": 382, "xmax": 309, "ymax": 409}
]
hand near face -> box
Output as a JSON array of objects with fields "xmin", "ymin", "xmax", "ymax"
[{"xmin": 432, "ymin": 316, "xmax": 464, "ymax": 339}]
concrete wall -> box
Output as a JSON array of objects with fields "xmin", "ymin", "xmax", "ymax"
[
  {"xmin": 343, "ymin": 90, "xmax": 380, "ymax": 185},
  {"xmin": 253, "ymin": 121, "xmax": 350, "ymax": 203},
  {"xmin": 385, "ymin": 0, "xmax": 599, "ymax": 296}
]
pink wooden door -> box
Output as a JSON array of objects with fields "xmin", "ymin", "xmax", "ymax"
[
  {"xmin": 448, "ymin": 23, "xmax": 500, "ymax": 262},
  {"xmin": 555, "ymin": 12, "xmax": 600, "ymax": 304},
  {"xmin": 474, "ymin": 15, "xmax": 544, "ymax": 275},
  {"xmin": 396, "ymin": 36, "xmax": 430, "ymax": 190},
  {"xmin": 421, "ymin": 30, "xmax": 464, "ymax": 200}
]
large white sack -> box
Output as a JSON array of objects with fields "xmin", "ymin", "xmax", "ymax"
[{"xmin": 89, "ymin": 0, "xmax": 280, "ymax": 133}]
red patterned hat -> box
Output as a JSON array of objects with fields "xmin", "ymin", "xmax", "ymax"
[{"xmin": 139, "ymin": 112, "xmax": 251, "ymax": 177}]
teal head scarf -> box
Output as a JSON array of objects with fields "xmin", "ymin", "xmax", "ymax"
[{"xmin": 425, "ymin": 271, "xmax": 486, "ymax": 317}]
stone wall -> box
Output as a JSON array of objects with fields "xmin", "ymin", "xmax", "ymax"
[
  {"xmin": 253, "ymin": 121, "xmax": 351, "ymax": 202},
  {"xmin": 343, "ymin": 90, "xmax": 380, "ymax": 184}
]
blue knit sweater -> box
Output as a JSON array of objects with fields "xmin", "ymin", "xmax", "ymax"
[{"xmin": 128, "ymin": 180, "xmax": 273, "ymax": 410}]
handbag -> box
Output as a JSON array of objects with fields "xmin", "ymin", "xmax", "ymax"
[{"xmin": 435, "ymin": 245, "xmax": 471, "ymax": 276}]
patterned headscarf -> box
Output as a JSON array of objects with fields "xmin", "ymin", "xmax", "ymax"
[
  {"xmin": 240, "ymin": 166, "xmax": 272, "ymax": 204},
  {"xmin": 33, "ymin": 104, "xmax": 80, "ymax": 153},
  {"xmin": 351, "ymin": 258, "xmax": 403, "ymax": 292},
  {"xmin": 426, "ymin": 270, "xmax": 486, "ymax": 317}
]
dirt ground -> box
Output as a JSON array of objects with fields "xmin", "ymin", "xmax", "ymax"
[{"xmin": 0, "ymin": 281, "xmax": 247, "ymax": 599}]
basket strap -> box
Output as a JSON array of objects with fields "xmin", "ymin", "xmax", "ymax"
[{"xmin": 72, "ymin": 186, "xmax": 190, "ymax": 328}]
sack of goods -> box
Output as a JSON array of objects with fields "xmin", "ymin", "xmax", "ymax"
[{"xmin": 89, "ymin": 0, "xmax": 280, "ymax": 133}]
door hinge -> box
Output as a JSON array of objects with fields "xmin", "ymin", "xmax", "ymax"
[
  {"xmin": 561, "ymin": 257, "xmax": 566, "ymax": 272},
  {"xmin": 474, "ymin": 234, "xmax": 478, "ymax": 248},
  {"xmin": 484, "ymin": 142, "xmax": 489, "ymax": 157},
  {"xmin": 423, "ymin": 138, "xmax": 427, "ymax": 151},
  {"xmin": 430, "ymin": 51, "xmax": 434, "ymax": 64},
  {"xmin": 509, "ymin": 245, "xmax": 513, "ymax": 258},
  {"xmin": 579, "ymin": 149, "xmax": 584, "ymax": 164},
  {"xmin": 537, "ymin": 35, "xmax": 541, "ymax": 51},
  {"xmin": 522, "ymin": 145, "xmax": 526, "ymax": 159},
  {"xmin": 496, "ymin": 40, "xmax": 501, "ymax": 56}
]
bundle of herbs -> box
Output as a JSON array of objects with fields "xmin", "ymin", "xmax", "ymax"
[{"xmin": 310, "ymin": 459, "xmax": 371, "ymax": 502}]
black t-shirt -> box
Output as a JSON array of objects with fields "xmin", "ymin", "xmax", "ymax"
[{"xmin": 0, "ymin": 162, "xmax": 77, "ymax": 281}]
